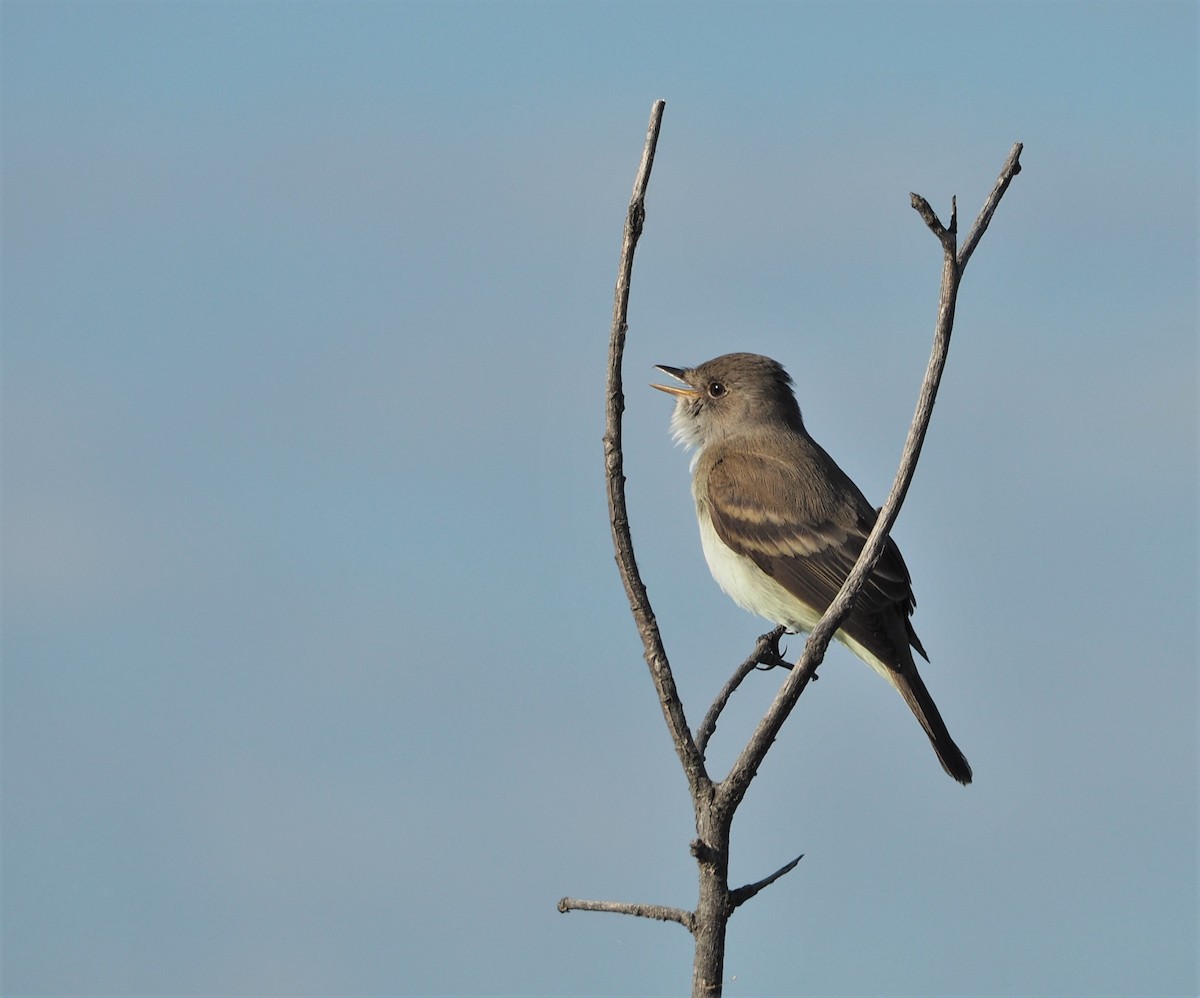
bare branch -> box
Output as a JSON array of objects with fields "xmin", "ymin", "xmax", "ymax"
[
  {"xmin": 558, "ymin": 896, "xmax": 695, "ymax": 932},
  {"xmin": 695, "ymin": 627, "xmax": 788, "ymax": 758},
  {"xmin": 728, "ymin": 854, "xmax": 804, "ymax": 909},
  {"xmin": 602, "ymin": 100, "xmax": 711, "ymax": 796}
]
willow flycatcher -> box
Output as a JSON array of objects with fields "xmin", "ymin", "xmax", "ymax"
[{"xmin": 653, "ymin": 352, "xmax": 971, "ymax": 784}]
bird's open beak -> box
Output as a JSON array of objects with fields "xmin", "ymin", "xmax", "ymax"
[{"xmin": 651, "ymin": 365, "xmax": 699, "ymax": 398}]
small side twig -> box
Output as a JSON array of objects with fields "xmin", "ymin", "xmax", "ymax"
[
  {"xmin": 695, "ymin": 627, "xmax": 787, "ymax": 757},
  {"xmin": 728, "ymin": 854, "xmax": 804, "ymax": 910},
  {"xmin": 909, "ymin": 192, "xmax": 956, "ymax": 245},
  {"xmin": 558, "ymin": 897, "xmax": 696, "ymax": 932}
]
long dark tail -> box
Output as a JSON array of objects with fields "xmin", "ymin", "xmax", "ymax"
[{"xmin": 895, "ymin": 666, "xmax": 973, "ymax": 785}]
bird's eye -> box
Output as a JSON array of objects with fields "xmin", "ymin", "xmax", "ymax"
[{"xmin": 708, "ymin": 381, "xmax": 726, "ymax": 398}]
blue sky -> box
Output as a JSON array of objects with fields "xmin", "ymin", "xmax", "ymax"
[{"xmin": 2, "ymin": 1, "xmax": 1196, "ymax": 995}]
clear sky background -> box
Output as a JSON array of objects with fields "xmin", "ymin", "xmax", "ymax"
[{"xmin": 2, "ymin": 2, "xmax": 1196, "ymax": 995}]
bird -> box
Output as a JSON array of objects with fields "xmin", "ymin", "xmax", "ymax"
[{"xmin": 652, "ymin": 352, "xmax": 972, "ymax": 784}]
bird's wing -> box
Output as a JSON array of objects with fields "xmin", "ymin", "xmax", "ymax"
[{"xmin": 703, "ymin": 447, "xmax": 925, "ymax": 661}]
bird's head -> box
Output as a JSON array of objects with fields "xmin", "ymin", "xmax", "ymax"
[{"xmin": 651, "ymin": 352, "xmax": 804, "ymax": 450}]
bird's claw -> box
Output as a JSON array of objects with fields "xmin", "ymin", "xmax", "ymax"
[{"xmin": 753, "ymin": 627, "xmax": 793, "ymax": 671}]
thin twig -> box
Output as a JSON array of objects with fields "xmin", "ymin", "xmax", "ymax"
[
  {"xmin": 958, "ymin": 142, "xmax": 1023, "ymax": 271},
  {"xmin": 728, "ymin": 854, "xmax": 804, "ymax": 909},
  {"xmin": 558, "ymin": 897, "xmax": 696, "ymax": 932}
]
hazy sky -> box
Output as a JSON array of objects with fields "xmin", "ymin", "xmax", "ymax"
[{"xmin": 3, "ymin": 2, "xmax": 1196, "ymax": 995}]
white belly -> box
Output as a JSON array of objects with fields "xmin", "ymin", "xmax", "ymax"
[
  {"xmin": 696, "ymin": 506, "xmax": 898, "ymax": 685},
  {"xmin": 697, "ymin": 508, "xmax": 821, "ymax": 632}
]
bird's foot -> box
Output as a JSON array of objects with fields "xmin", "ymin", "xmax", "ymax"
[
  {"xmin": 752, "ymin": 627, "xmax": 819, "ymax": 680},
  {"xmin": 753, "ymin": 626, "xmax": 792, "ymax": 671}
]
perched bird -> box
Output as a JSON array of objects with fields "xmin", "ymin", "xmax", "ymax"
[{"xmin": 652, "ymin": 352, "xmax": 971, "ymax": 784}]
